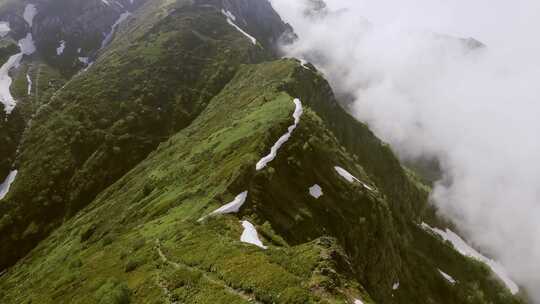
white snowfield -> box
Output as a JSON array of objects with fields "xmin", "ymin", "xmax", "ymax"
[
  {"xmin": 101, "ymin": 11, "xmax": 130, "ymax": 48},
  {"xmin": 299, "ymin": 58, "xmax": 310, "ymax": 70},
  {"xmin": 19, "ymin": 33, "xmax": 36, "ymax": 55},
  {"xmin": 392, "ymin": 282, "xmax": 400, "ymax": 290},
  {"xmin": 221, "ymin": 9, "xmax": 257, "ymax": 45},
  {"xmin": 198, "ymin": 191, "xmax": 248, "ymax": 222},
  {"xmin": 439, "ymin": 269, "xmax": 457, "ymax": 284},
  {"xmin": 221, "ymin": 9, "xmax": 236, "ymax": 21},
  {"xmin": 56, "ymin": 40, "xmax": 66, "ymax": 55},
  {"xmin": 309, "ymin": 184, "xmax": 323, "ymax": 199},
  {"xmin": 422, "ymin": 223, "xmax": 519, "ymax": 294},
  {"xmin": 78, "ymin": 57, "xmax": 89, "ymax": 65},
  {"xmin": 334, "ymin": 166, "xmax": 374, "ymax": 191},
  {"xmin": 353, "ymin": 299, "xmax": 364, "ymax": 304},
  {"xmin": 0, "ymin": 22, "xmax": 10, "ymax": 37},
  {"xmin": 0, "ymin": 170, "xmax": 18, "ymax": 200},
  {"xmin": 0, "ymin": 53, "xmax": 23, "ymax": 113},
  {"xmin": 26, "ymin": 74, "xmax": 32, "ymax": 95},
  {"xmin": 23, "ymin": 4, "xmax": 37, "ymax": 27},
  {"xmin": 240, "ymin": 220, "xmax": 267, "ymax": 249},
  {"xmin": 256, "ymin": 98, "xmax": 303, "ymax": 170}
]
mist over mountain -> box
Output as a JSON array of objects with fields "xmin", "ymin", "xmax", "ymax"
[
  {"xmin": 0, "ymin": 0, "xmax": 536, "ymax": 303},
  {"xmin": 271, "ymin": 0, "xmax": 540, "ymax": 301}
]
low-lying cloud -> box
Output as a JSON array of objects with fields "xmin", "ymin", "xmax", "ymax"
[{"xmin": 271, "ymin": 0, "xmax": 540, "ymax": 301}]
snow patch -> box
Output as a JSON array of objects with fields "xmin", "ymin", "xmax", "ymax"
[
  {"xmin": 26, "ymin": 74, "xmax": 32, "ymax": 95},
  {"xmin": 334, "ymin": 166, "xmax": 374, "ymax": 191},
  {"xmin": 256, "ymin": 98, "xmax": 303, "ymax": 170},
  {"xmin": 299, "ymin": 58, "xmax": 310, "ymax": 70},
  {"xmin": 439, "ymin": 269, "xmax": 456, "ymax": 284},
  {"xmin": 0, "ymin": 53, "xmax": 22, "ymax": 113},
  {"xmin": 101, "ymin": 11, "xmax": 130, "ymax": 49},
  {"xmin": 0, "ymin": 51, "xmax": 24, "ymax": 114},
  {"xmin": 23, "ymin": 4, "xmax": 37, "ymax": 27},
  {"xmin": 0, "ymin": 31, "xmax": 35, "ymax": 113},
  {"xmin": 422, "ymin": 223, "xmax": 519, "ymax": 294},
  {"xmin": 0, "ymin": 22, "xmax": 10, "ymax": 37},
  {"xmin": 353, "ymin": 299, "xmax": 364, "ymax": 304},
  {"xmin": 101, "ymin": 0, "xmax": 111, "ymax": 6},
  {"xmin": 240, "ymin": 220, "xmax": 267, "ymax": 249},
  {"xmin": 334, "ymin": 166, "xmax": 356, "ymax": 183},
  {"xmin": 392, "ymin": 282, "xmax": 399, "ymax": 290},
  {"xmin": 0, "ymin": 170, "xmax": 18, "ymax": 200},
  {"xmin": 221, "ymin": 9, "xmax": 236, "ymax": 21},
  {"xmin": 198, "ymin": 191, "xmax": 248, "ymax": 222},
  {"xmin": 56, "ymin": 40, "xmax": 66, "ymax": 55},
  {"xmin": 78, "ymin": 57, "xmax": 89, "ymax": 65},
  {"xmin": 309, "ymin": 184, "xmax": 323, "ymax": 199},
  {"xmin": 19, "ymin": 33, "xmax": 36, "ymax": 55},
  {"xmin": 221, "ymin": 9, "xmax": 257, "ymax": 45}
]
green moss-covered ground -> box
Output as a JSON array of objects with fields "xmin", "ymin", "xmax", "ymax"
[
  {"xmin": 0, "ymin": 59, "xmax": 524, "ymax": 304},
  {"xmin": 0, "ymin": 1, "xmax": 527, "ymax": 303}
]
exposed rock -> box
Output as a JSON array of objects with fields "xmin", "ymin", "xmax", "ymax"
[{"xmin": 196, "ymin": 0, "xmax": 295, "ymax": 52}]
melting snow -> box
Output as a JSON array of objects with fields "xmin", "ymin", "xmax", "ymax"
[
  {"xmin": 240, "ymin": 220, "xmax": 267, "ymax": 249},
  {"xmin": 422, "ymin": 223, "xmax": 519, "ymax": 294},
  {"xmin": 26, "ymin": 74, "xmax": 32, "ymax": 95},
  {"xmin": 23, "ymin": 4, "xmax": 37, "ymax": 27},
  {"xmin": 198, "ymin": 191, "xmax": 248, "ymax": 222},
  {"xmin": 0, "ymin": 53, "xmax": 22, "ymax": 113},
  {"xmin": 56, "ymin": 40, "xmax": 66, "ymax": 55},
  {"xmin": 334, "ymin": 166, "xmax": 356, "ymax": 182},
  {"xmin": 19, "ymin": 33, "xmax": 36, "ymax": 55},
  {"xmin": 78, "ymin": 57, "xmax": 89, "ymax": 65},
  {"xmin": 221, "ymin": 9, "xmax": 257, "ymax": 45},
  {"xmin": 0, "ymin": 170, "xmax": 17, "ymax": 200},
  {"xmin": 101, "ymin": 11, "xmax": 130, "ymax": 48},
  {"xmin": 439, "ymin": 269, "xmax": 456, "ymax": 284},
  {"xmin": 334, "ymin": 166, "xmax": 374, "ymax": 191},
  {"xmin": 0, "ymin": 33, "xmax": 36, "ymax": 113},
  {"xmin": 309, "ymin": 184, "xmax": 323, "ymax": 199},
  {"xmin": 256, "ymin": 98, "xmax": 303, "ymax": 170},
  {"xmin": 0, "ymin": 22, "xmax": 10, "ymax": 37},
  {"xmin": 392, "ymin": 282, "xmax": 400, "ymax": 290},
  {"xmin": 0, "ymin": 5, "xmax": 37, "ymax": 113},
  {"xmin": 299, "ymin": 58, "xmax": 310, "ymax": 70},
  {"xmin": 353, "ymin": 299, "xmax": 364, "ymax": 304},
  {"xmin": 221, "ymin": 9, "xmax": 236, "ymax": 21}
]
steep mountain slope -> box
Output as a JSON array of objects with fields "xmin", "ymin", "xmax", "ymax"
[
  {"xmin": 0, "ymin": 0, "xmax": 287, "ymax": 271},
  {"xmin": 0, "ymin": 0, "xmax": 528, "ymax": 303}
]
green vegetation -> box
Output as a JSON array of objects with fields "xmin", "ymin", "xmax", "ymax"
[
  {"xmin": 0, "ymin": 58, "xmax": 522, "ymax": 303},
  {"xmin": 0, "ymin": 0, "xmax": 527, "ymax": 303},
  {"xmin": 0, "ymin": 0, "xmax": 271, "ymax": 270}
]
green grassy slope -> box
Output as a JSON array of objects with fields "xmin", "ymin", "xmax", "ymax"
[
  {"xmin": 0, "ymin": 59, "xmax": 368, "ymax": 304},
  {"xmin": 0, "ymin": 59, "xmax": 523, "ymax": 304},
  {"xmin": 0, "ymin": 0, "xmax": 276, "ymax": 270}
]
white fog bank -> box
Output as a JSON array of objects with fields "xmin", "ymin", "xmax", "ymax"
[{"xmin": 271, "ymin": 0, "xmax": 540, "ymax": 301}]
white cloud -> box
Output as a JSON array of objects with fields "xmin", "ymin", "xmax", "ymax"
[{"xmin": 271, "ymin": 0, "xmax": 540, "ymax": 300}]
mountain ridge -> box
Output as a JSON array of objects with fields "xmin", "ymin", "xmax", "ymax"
[{"xmin": 0, "ymin": 0, "xmax": 528, "ymax": 303}]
